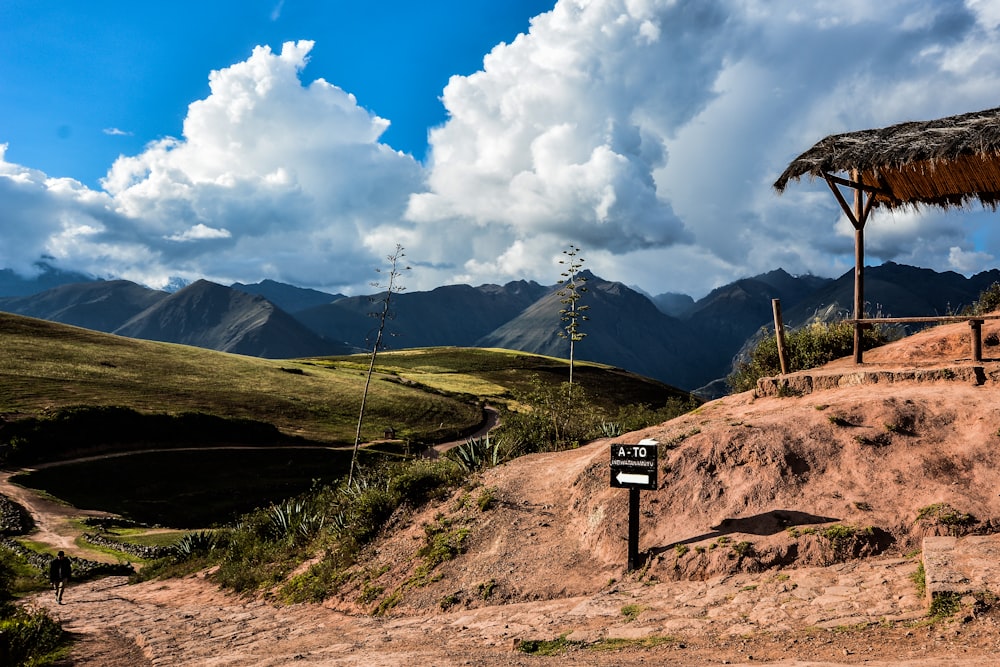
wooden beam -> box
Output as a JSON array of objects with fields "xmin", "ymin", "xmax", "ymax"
[
  {"xmin": 854, "ymin": 175, "xmax": 865, "ymax": 364},
  {"xmin": 823, "ymin": 172, "xmax": 892, "ymax": 198},
  {"xmin": 824, "ymin": 174, "xmax": 860, "ymax": 228},
  {"xmin": 772, "ymin": 299, "xmax": 789, "ymax": 375},
  {"xmin": 847, "ymin": 314, "xmax": 1000, "ymax": 324}
]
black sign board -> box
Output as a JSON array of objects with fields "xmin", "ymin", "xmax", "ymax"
[{"xmin": 609, "ymin": 439, "xmax": 658, "ymax": 490}]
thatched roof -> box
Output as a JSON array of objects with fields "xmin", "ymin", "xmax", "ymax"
[{"xmin": 773, "ymin": 106, "xmax": 1000, "ymax": 210}]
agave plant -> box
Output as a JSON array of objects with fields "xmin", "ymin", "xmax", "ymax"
[
  {"xmin": 268, "ymin": 498, "xmax": 325, "ymax": 544},
  {"xmin": 600, "ymin": 421, "xmax": 623, "ymax": 437},
  {"xmin": 447, "ymin": 434, "xmax": 504, "ymax": 472},
  {"xmin": 341, "ymin": 472, "xmax": 390, "ymax": 500},
  {"xmin": 173, "ymin": 530, "xmax": 219, "ymax": 558}
]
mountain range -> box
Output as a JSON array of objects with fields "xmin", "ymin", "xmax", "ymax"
[{"xmin": 1, "ymin": 262, "xmax": 998, "ymax": 396}]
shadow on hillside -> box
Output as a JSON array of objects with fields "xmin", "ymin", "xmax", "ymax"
[{"xmin": 651, "ymin": 509, "xmax": 840, "ymax": 556}]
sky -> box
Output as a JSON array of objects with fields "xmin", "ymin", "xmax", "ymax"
[{"xmin": 4, "ymin": 0, "xmax": 1000, "ymax": 300}]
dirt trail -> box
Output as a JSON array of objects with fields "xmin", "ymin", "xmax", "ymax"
[
  {"xmin": 0, "ymin": 469, "xmax": 118, "ymax": 561},
  {"xmin": 28, "ymin": 556, "xmax": 1000, "ymax": 666}
]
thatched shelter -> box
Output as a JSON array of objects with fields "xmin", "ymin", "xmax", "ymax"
[{"xmin": 774, "ymin": 106, "xmax": 1000, "ymax": 362}]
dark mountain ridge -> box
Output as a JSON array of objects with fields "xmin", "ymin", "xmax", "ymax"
[
  {"xmin": 295, "ymin": 280, "xmax": 549, "ymax": 350},
  {"xmin": 114, "ymin": 280, "xmax": 349, "ymax": 358},
  {"xmin": 0, "ymin": 280, "xmax": 168, "ymax": 333},
  {"xmin": 1, "ymin": 262, "xmax": 997, "ymax": 393}
]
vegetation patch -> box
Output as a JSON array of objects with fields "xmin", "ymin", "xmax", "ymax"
[
  {"xmin": 588, "ymin": 636, "xmax": 678, "ymax": 651},
  {"xmin": 929, "ymin": 592, "xmax": 961, "ymax": 619},
  {"xmin": 916, "ymin": 503, "xmax": 975, "ymax": 529},
  {"xmin": 516, "ymin": 634, "xmax": 582, "ymax": 656},
  {"xmin": 620, "ymin": 603, "xmax": 644, "ymax": 622},
  {"xmin": 0, "ymin": 545, "xmax": 69, "ymax": 665},
  {"xmin": 728, "ymin": 319, "xmax": 898, "ymax": 392},
  {"xmin": 477, "ymin": 579, "xmax": 496, "ymax": 600},
  {"xmin": 911, "ymin": 561, "xmax": 926, "ymax": 597}
]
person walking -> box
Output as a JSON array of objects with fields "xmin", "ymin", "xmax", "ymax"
[{"xmin": 48, "ymin": 551, "xmax": 71, "ymax": 604}]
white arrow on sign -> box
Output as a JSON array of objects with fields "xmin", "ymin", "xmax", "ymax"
[{"xmin": 616, "ymin": 471, "xmax": 650, "ymax": 486}]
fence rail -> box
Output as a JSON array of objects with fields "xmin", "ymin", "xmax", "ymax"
[{"xmin": 847, "ymin": 315, "xmax": 1000, "ymax": 363}]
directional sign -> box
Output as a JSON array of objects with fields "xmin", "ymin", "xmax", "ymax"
[{"xmin": 610, "ymin": 438, "xmax": 658, "ymax": 490}]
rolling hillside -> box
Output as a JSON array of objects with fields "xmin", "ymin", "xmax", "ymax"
[
  {"xmin": 0, "ymin": 312, "xmax": 682, "ymax": 459},
  {"xmin": 2, "ymin": 262, "xmax": 999, "ymax": 393}
]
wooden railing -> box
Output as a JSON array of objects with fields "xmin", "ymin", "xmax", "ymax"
[
  {"xmin": 846, "ymin": 315, "xmax": 1000, "ymax": 363},
  {"xmin": 771, "ymin": 298, "xmax": 1000, "ymax": 371}
]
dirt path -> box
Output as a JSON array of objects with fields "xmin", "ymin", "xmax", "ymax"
[
  {"xmin": 29, "ymin": 560, "xmax": 1000, "ymax": 666},
  {"xmin": 0, "ymin": 469, "xmax": 119, "ymax": 561},
  {"xmin": 11, "ymin": 454, "xmax": 994, "ymax": 666},
  {"xmin": 425, "ymin": 404, "xmax": 500, "ymax": 457}
]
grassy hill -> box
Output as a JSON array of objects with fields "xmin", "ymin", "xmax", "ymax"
[
  {"xmin": 0, "ymin": 313, "xmax": 685, "ymax": 459},
  {"xmin": 0, "ymin": 312, "xmax": 689, "ymax": 529}
]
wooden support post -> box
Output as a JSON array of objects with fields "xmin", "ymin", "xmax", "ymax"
[
  {"xmin": 971, "ymin": 319, "xmax": 984, "ymax": 362},
  {"xmin": 772, "ymin": 299, "xmax": 789, "ymax": 375},
  {"xmin": 627, "ymin": 487, "xmax": 640, "ymax": 571},
  {"xmin": 853, "ymin": 172, "xmax": 865, "ymax": 364}
]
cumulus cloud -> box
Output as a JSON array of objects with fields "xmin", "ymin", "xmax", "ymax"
[
  {"xmin": 6, "ymin": 2, "xmax": 1000, "ymax": 298},
  {"xmin": 96, "ymin": 40, "xmax": 423, "ymax": 290},
  {"xmin": 404, "ymin": 0, "xmax": 712, "ymax": 275},
  {"xmin": 949, "ymin": 245, "xmax": 995, "ymax": 272},
  {"xmin": 403, "ymin": 0, "xmax": 1000, "ymax": 293}
]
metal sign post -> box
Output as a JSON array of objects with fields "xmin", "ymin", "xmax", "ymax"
[{"xmin": 609, "ymin": 438, "xmax": 658, "ymax": 571}]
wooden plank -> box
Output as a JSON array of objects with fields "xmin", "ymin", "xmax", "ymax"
[
  {"xmin": 846, "ymin": 316, "xmax": 994, "ymax": 324},
  {"xmin": 824, "ymin": 172, "xmax": 892, "ymax": 197}
]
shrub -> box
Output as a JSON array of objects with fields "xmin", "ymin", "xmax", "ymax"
[
  {"xmin": 0, "ymin": 546, "xmax": 66, "ymax": 666},
  {"xmin": 445, "ymin": 436, "xmax": 503, "ymax": 472},
  {"xmin": 728, "ymin": 320, "xmax": 898, "ymax": 392},
  {"xmin": 388, "ymin": 459, "xmax": 463, "ymax": 506},
  {"xmin": 418, "ymin": 519, "xmax": 470, "ymax": 568},
  {"xmin": 476, "ymin": 487, "xmax": 496, "ymax": 512},
  {"xmin": 963, "ymin": 282, "xmax": 1000, "ymax": 315},
  {"xmin": 173, "ymin": 530, "xmax": 221, "ymax": 558},
  {"xmin": 916, "ymin": 503, "xmax": 975, "ymax": 533},
  {"xmin": 491, "ymin": 379, "xmax": 699, "ymax": 457},
  {"xmin": 0, "ymin": 606, "xmax": 66, "ymax": 666}
]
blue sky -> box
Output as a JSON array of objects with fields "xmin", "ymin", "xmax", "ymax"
[
  {"xmin": 0, "ymin": 0, "xmax": 552, "ymax": 186},
  {"xmin": 3, "ymin": 1, "xmax": 1000, "ymax": 300}
]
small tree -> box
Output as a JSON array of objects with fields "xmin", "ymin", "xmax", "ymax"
[
  {"xmin": 557, "ymin": 245, "xmax": 589, "ymax": 385},
  {"xmin": 348, "ymin": 244, "xmax": 409, "ymax": 485}
]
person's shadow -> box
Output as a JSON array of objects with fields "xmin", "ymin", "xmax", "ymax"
[{"xmin": 648, "ymin": 509, "xmax": 840, "ymax": 558}]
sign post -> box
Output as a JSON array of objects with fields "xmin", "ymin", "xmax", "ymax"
[{"xmin": 609, "ymin": 438, "xmax": 658, "ymax": 571}]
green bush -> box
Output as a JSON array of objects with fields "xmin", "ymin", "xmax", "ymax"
[
  {"xmin": 0, "ymin": 547, "xmax": 66, "ymax": 666},
  {"xmin": 389, "ymin": 459, "xmax": 463, "ymax": 504},
  {"xmin": 728, "ymin": 320, "xmax": 897, "ymax": 392},
  {"xmin": 446, "ymin": 435, "xmax": 503, "ymax": 472},
  {"xmin": 963, "ymin": 282, "xmax": 1000, "ymax": 315},
  {"xmin": 0, "ymin": 606, "xmax": 66, "ymax": 666},
  {"xmin": 491, "ymin": 378, "xmax": 699, "ymax": 457}
]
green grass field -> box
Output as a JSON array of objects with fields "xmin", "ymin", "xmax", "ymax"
[
  {"xmin": 0, "ymin": 312, "xmax": 689, "ymax": 529},
  {"xmin": 0, "ymin": 314, "xmax": 684, "ymax": 451}
]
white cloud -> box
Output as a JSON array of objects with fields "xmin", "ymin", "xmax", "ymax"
[
  {"xmin": 102, "ymin": 127, "xmax": 133, "ymax": 136},
  {"xmin": 166, "ymin": 224, "xmax": 232, "ymax": 242},
  {"xmin": 949, "ymin": 245, "xmax": 995, "ymax": 272},
  {"xmin": 94, "ymin": 40, "xmax": 424, "ymax": 290},
  {"xmin": 6, "ymin": 2, "xmax": 1000, "ymax": 299}
]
